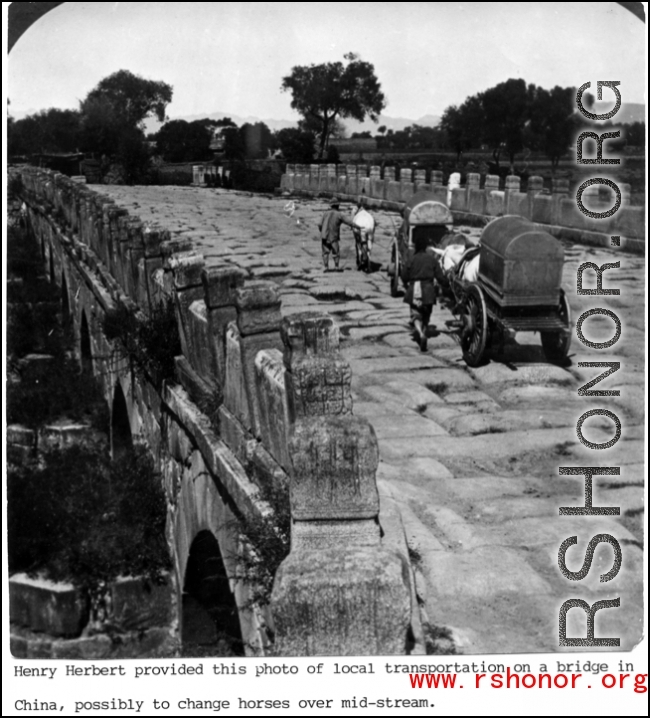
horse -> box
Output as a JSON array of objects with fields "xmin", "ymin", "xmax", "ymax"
[
  {"xmin": 351, "ymin": 207, "xmax": 376, "ymax": 272},
  {"xmin": 431, "ymin": 243, "xmax": 480, "ymax": 284}
]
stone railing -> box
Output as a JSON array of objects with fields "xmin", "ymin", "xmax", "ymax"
[
  {"xmin": 13, "ymin": 166, "xmax": 413, "ymax": 656},
  {"xmin": 280, "ymin": 164, "xmax": 644, "ymax": 253}
]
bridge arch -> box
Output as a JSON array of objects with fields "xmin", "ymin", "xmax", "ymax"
[
  {"xmin": 60, "ymin": 271, "xmax": 71, "ymax": 327},
  {"xmin": 182, "ymin": 530, "xmax": 244, "ymax": 655},
  {"xmin": 173, "ymin": 449, "xmax": 261, "ymax": 653},
  {"xmin": 79, "ymin": 310, "xmax": 92, "ymax": 374},
  {"xmin": 111, "ymin": 382, "xmax": 133, "ymax": 460},
  {"xmin": 49, "ymin": 245, "xmax": 55, "ymax": 285}
]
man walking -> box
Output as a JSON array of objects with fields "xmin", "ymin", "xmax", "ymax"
[{"xmin": 318, "ymin": 197, "xmax": 354, "ymax": 271}]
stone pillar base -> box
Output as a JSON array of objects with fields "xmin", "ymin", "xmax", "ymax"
[{"xmin": 271, "ymin": 546, "xmax": 411, "ymax": 656}]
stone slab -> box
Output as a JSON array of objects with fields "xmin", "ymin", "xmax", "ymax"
[
  {"xmin": 369, "ymin": 415, "xmax": 449, "ymax": 439},
  {"xmin": 255, "ymin": 349, "xmax": 292, "ymax": 470},
  {"xmin": 9, "ymin": 574, "xmax": 89, "ymax": 637},
  {"xmin": 348, "ymin": 355, "xmax": 446, "ymax": 377}
]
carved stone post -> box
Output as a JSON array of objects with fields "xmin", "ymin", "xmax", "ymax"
[
  {"xmin": 271, "ymin": 312, "xmax": 411, "ymax": 655},
  {"xmin": 201, "ymin": 266, "xmax": 248, "ymax": 385},
  {"xmin": 526, "ymin": 176, "xmax": 544, "ymax": 219}
]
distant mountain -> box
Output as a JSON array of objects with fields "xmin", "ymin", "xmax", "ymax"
[
  {"xmin": 341, "ymin": 113, "xmax": 441, "ymax": 135},
  {"xmin": 616, "ymin": 102, "xmax": 645, "ymax": 124}
]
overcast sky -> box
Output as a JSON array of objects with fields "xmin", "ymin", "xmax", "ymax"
[{"xmin": 6, "ymin": 2, "xmax": 647, "ymax": 125}]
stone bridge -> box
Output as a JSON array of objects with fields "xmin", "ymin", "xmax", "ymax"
[
  {"xmin": 12, "ymin": 166, "xmax": 644, "ymax": 657},
  {"xmin": 13, "ymin": 166, "xmax": 413, "ymax": 658}
]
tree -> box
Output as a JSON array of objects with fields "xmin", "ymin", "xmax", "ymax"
[
  {"xmin": 439, "ymin": 96, "xmax": 484, "ymax": 161},
  {"xmin": 480, "ymin": 78, "xmax": 532, "ymax": 171},
  {"xmin": 8, "ymin": 108, "xmax": 81, "ymax": 157},
  {"xmin": 221, "ymin": 126, "xmax": 246, "ymax": 160},
  {"xmin": 624, "ymin": 121, "xmax": 645, "ymax": 148},
  {"xmin": 79, "ymin": 70, "xmax": 173, "ymax": 184},
  {"xmin": 240, "ymin": 122, "xmax": 273, "ymax": 159},
  {"xmin": 80, "ymin": 70, "xmax": 172, "ymax": 156},
  {"xmin": 272, "ymin": 127, "xmax": 314, "ymax": 163},
  {"xmin": 281, "ymin": 52, "xmax": 386, "ymax": 158},
  {"xmin": 213, "ymin": 117, "xmax": 237, "ymax": 129},
  {"xmin": 81, "ymin": 69, "xmax": 172, "ymax": 129},
  {"xmin": 528, "ymin": 85, "xmax": 576, "ymax": 170},
  {"xmin": 155, "ymin": 119, "xmax": 213, "ymax": 162}
]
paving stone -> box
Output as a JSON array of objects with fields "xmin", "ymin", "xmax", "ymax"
[
  {"xmin": 423, "ymin": 546, "xmax": 553, "ymax": 598},
  {"xmin": 468, "ymin": 362, "xmax": 576, "ymax": 386},
  {"xmin": 353, "ymin": 401, "xmax": 413, "ymax": 417},
  {"xmin": 499, "ymin": 384, "xmax": 576, "ymax": 405},
  {"xmin": 446, "ymin": 408, "xmax": 577, "ymax": 436},
  {"xmin": 443, "ymin": 390, "xmax": 499, "ymax": 407},
  {"xmin": 369, "ymin": 415, "xmax": 449, "ymax": 439},
  {"xmin": 347, "ymin": 325, "xmax": 409, "ymax": 341},
  {"xmin": 280, "ymin": 293, "xmax": 320, "ymax": 306},
  {"xmin": 403, "ymin": 457, "xmax": 455, "ymax": 480},
  {"xmin": 406, "ymin": 367, "xmax": 477, "ymax": 394},
  {"xmin": 364, "ymin": 379, "xmax": 446, "ymax": 410},
  {"xmin": 341, "ymin": 343, "xmax": 400, "ymax": 361},
  {"xmin": 473, "ymin": 514, "xmax": 638, "ymax": 551},
  {"xmin": 421, "ymin": 404, "xmax": 474, "ymax": 428},
  {"xmin": 349, "ymin": 355, "xmax": 446, "ymax": 377}
]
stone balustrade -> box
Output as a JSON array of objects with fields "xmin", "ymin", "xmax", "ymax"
[{"xmin": 278, "ymin": 165, "xmax": 644, "ymax": 251}]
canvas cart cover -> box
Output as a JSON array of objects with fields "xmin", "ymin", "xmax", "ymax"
[
  {"xmin": 404, "ymin": 191, "xmax": 453, "ymax": 226},
  {"xmin": 479, "ymin": 215, "xmax": 564, "ymax": 306}
]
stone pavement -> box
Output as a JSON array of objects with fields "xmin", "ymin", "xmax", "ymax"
[{"xmin": 97, "ymin": 185, "xmax": 645, "ymax": 655}]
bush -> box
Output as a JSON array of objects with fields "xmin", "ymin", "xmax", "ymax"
[
  {"xmin": 234, "ymin": 479, "xmax": 291, "ymax": 609},
  {"xmin": 7, "ymin": 444, "xmax": 170, "ymax": 592},
  {"xmin": 103, "ymin": 297, "xmax": 181, "ymax": 387},
  {"xmin": 7, "ymin": 356, "xmax": 109, "ymax": 433}
]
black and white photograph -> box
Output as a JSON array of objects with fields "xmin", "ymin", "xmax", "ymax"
[{"xmin": 3, "ymin": 2, "xmax": 647, "ymax": 714}]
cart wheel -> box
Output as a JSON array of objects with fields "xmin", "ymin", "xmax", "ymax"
[
  {"xmin": 390, "ymin": 246, "xmax": 400, "ymax": 297},
  {"xmin": 461, "ymin": 284, "xmax": 488, "ymax": 367},
  {"xmin": 542, "ymin": 289, "xmax": 572, "ymax": 364}
]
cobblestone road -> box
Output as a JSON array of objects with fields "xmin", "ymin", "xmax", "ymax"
[{"xmin": 99, "ymin": 185, "xmax": 645, "ymax": 654}]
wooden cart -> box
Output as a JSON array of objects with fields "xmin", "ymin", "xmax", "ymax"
[{"xmin": 445, "ymin": 216, "xmax": 571, "ymax": 367}]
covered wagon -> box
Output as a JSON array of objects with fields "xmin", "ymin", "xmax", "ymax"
[{"xmin": 446, "ymin": 215, "xmax": 571, "ymax": 366}]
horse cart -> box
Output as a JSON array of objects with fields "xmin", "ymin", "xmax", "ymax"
[
  {"xmin": 441, "ymin": 215, "xmax": 571, "ymax": 367},
  {"xmin": 387, "ymin": 191, "xmax": 455, "ymax": 297}
]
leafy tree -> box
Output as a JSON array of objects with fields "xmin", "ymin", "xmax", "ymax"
[
  {"xmin": 439, "ymin": 96, "xmax": 484, "ymax": 160},
  {"xmin": 79, "ymin": 70, "xmax": 173, "ymax": 183},
  {"xmin": 8, "ymin": 108, "xmax": 81, "ymax": 157},
  {"xmin": 480, "ymin": 78, "xmax": 532, "ymax": 171},
  {"xmin": 281, "ymin": 52, "xmax": 386, "ymax": 158},
  {"xmin": 272, "ymin": 127, "xmax": 314, "ymax": 163},
  {"xmin": 213, "ymin": 117, "xmax": 237, "ymax": 128},
  {"xmin": 81, "ymin": 69, "xmax": 172, "ymax": 129},
  {"xmin": 221, "ymin": 125, "xmax": 246, "ymax": 160},
  {"xmin": 240, "ymin": 122, "xmax": 273, "ymax": 159},
  {"xmin": 155, "ymin": 119, "xmax": 213, "ymax": 162},
  {"xmin": 624, "ymin": 121, "xmax": 645, "ymax": 148},
  {"xmin": 528, "ymin": 85, "xmax": 576, "ymax": 170}
]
